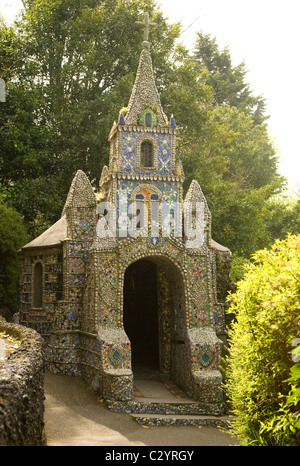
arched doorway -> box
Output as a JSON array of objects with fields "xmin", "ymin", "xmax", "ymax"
[
  {"xmin": 123, "ymin": 259, "xmax": 159, "ymax": 371},
  {"xmin": 123, "ymin": 256, "xmax": 187, "ymax": 382}
]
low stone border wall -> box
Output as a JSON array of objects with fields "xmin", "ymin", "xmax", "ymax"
[{"xmin": 0, "ymin": 318, "xmax": 45, "ymax": 446}]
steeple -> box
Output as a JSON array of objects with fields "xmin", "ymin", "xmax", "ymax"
[{"xmin": 124, "ymin": 13, "xmax": 168, "ymax": 127}]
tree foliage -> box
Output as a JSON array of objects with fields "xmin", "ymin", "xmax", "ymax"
[
  {"xmin": 0, "ymin": 20, "xmax": 61, "ymax": 234},
  {"xmin": 224, "ymin": 235, "xmax": 300, "ymax": 445},
  {"xmin": 266, "ymin": 194, "xmax": 300, "ymax": 243},
  {"xmin": 193, "ymin": 31, "xmax": 267, "ymax": 124},
  {"xmin": 0, "ymin": 203, "xmax": 28, "ymax": 319},
  {"xmin": 180, "ymin": 102, "xmax": 284, "ymax": 258},
  {"xmin": 0, "ymin": 0, "xmax": 296, "ymax": 266},
  {"xmin": 0, "ymin": 0, "xmax": 181, "ymax": 236}
]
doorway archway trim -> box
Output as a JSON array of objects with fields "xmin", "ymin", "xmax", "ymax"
[{"xmin": 118, "ymin": 235, "xmax": 188, "ymax": 329}]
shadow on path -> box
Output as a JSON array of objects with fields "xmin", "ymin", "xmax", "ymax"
[{"xmin": 44, "ymin": 371, "xmax": 238, "ymax": 447}]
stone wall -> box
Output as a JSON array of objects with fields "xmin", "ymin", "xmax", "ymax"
[{"xmin": 0, "ymin": 318, "xmax": 45, "ymax": 446}]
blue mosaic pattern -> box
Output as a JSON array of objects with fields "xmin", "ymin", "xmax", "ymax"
[
  {"xmin": 108, "ymin": 344, "xmax": 125, "ymax": 367},
  {"xmin": 116, "ymin": 179, "xmax": 179, "ymax": 234},
  {"xmin": 121, "ymin": 131, "xmax": 173, "ymax": 175}
]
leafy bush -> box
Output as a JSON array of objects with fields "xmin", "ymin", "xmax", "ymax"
[
  {"xmin": 229, "ymin": 255, "xmax": 249, "ymax": 283},
  {"xmin": 256, "ymin": 344, "xmax": 300, "ymax": 445},
  {"xmin": 224, "ymin": 235, "xmax": 300, "ymax": 445},
  {"xmin": 0, "ymin": 203, "xmax": 28, "ymax": 319}
]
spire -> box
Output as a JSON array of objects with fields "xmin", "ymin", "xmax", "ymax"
[{"xmin": 124, "ymin": 13, "xmax": 168, "ymax": 127}]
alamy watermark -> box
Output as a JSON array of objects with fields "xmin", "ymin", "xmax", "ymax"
[
  {"xmin": 96, "ymin": 200, "xmax": 205, "ymax": 249},
  {"xmin": 0, "ymin": 79, "xmax": 6, "ymax": 102},
  {"xmin": 291, "ymin": 338, "xmax": 300, "ymax": 363}
]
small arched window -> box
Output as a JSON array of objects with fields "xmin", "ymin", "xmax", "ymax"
[
  {"xmin": 33, "ymin": 262, "xmax": 43, "ymax": 308},
  {"xmin": 140, "ymin": 141, "xmax": 153, "ymax": 167},
  {"xmin": 145, "ymin": 113, "xmax": 152, "ymax": 127}
]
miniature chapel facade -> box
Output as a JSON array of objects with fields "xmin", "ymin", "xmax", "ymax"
[{"xmin": 18, "ymin": 20, "xmax": 230, "ymax": 414}]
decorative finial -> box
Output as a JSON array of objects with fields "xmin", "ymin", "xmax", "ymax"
[
  {"xmin": 135, "ymin": 12, "xmax": 157, "ymax": 42},
  {"xmin": 170, "ymin": 114, "xmax": 176, "ymax": 129},
  {"xmin": 118, "ymin": 113, "xmax": 125, "ymax": 125}
]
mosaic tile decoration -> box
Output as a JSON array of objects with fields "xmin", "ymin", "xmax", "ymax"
[
  {"xmin": 115, "ymin": 179, "xmax": 180, "ymax": 236},
  {"xmin": 98, "ymin": 327, "xmax": 132, "ymax": 372},
  {"xmin": 96, "ymin": 253, "xmax": 119, "ymax": 327},
  {"xmin": 187, "ymin": 255, "xmax": 210, "ymax": 327},
  {"xmin": 157, "ymin": 267, "xmax": 172, "ymax": 374},
  {"xmin": 108, "ymin": 344, "xmax": 126, "ymax": 367},
  {"xmin": 121, "ymin": 131, "xmax": 173, "ymax": 176},
  {"xmin": 197, "ymin": 345, "xmax": 216, "ymax": 368},
  {"xmin": 17, "ymin": 20, "xmax": 230, "ymax": 412}
]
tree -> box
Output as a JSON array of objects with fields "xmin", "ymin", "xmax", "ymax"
[
  {"xmin": 179, "ymin": 103, "xmax": 283, "ymax": 259},
  {"xmin": 175, "ymin": 34, "xmax": 286, "ymax": 262},
  {"xmin": 266, "ymin": 194, "xmax": 300, "ymax": 243},
  {"xmin": 18, "ymin": 0, "xmax": 180, "ymax": 177},
  {"xmin": 0, "ymin": 21, "xmax": 60, "ymax": 236},
  {"xmin": 160, "ymin": 45, "xmax": 213, "ymax": 143},
  {"xmin": 193, "ymin": 31, "xmax": 267, "ymax": 125},
  {"xmin": 224, "ymin": 235, "xmax": 300, "ymax": 445},
  {"xmin": 0, "ymin": 0, "xmax": 181, "ymax": 237}
]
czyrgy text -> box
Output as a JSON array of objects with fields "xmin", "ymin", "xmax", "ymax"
[{"xmin": 105, "ymin": 450, "xmax": 194, "ymax": 462}]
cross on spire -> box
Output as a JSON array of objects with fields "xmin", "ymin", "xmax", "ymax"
[{"xmin": 135, "ymin": 12, "xmax": 157, "ymax": 42}]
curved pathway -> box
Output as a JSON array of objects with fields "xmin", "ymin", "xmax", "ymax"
[{"xmin": 44, "ymin": 372, "xmax": 238, "ymax": 447}]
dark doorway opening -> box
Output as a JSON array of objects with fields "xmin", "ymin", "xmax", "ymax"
[{"xmin": 123, "ymin": 259, "xmax": 159, "ymax": 371}]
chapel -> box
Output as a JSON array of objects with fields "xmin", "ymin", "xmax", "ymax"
[{"xmin": 17, "ymin": 14, "xmax": 231, "ymax": 414}]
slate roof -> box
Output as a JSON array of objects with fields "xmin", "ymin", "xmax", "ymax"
[{"xmin": 18, "ymin": 215, "xmax": 67, "ymax": 252}]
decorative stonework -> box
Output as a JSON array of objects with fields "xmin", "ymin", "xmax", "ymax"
[
  {"xmin": 140, "ymin": 108, "xmax": 157, "ymax": 127},
  {"xmin": 17, "ymin": 13, "xmax": 230, "ymax": 414},
  {"xmin": 108, "ymin": 344, "xmax": 125, "ymax": 367}
]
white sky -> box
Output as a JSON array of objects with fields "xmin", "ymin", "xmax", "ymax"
[{"xmin": 1, "ymin": 0, "xmax": 299, "ymax": 193}]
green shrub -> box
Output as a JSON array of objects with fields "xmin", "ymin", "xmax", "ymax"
[
  {"xmin": 224, "ymin": 235, "xmax": 300, "ymax": 445},
  {"xmin": 0, "ymin": 203, "xmax": 28, "ymax": 318},
  {"xmin": 256, "ymin": 345, "xmax": 300, "ymax": 445},
  {"xmin": 229, "ymin": 255, "xmax": 249, "ymax": 283}
]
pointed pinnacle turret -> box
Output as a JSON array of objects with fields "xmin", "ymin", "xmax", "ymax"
[
  {"xmin": 63, "ymin": 170, "xmax": 96, "ymax": 213},
  {"xmin": 124, "ymin": 13, "xmax": 168, "ymax": 127}
]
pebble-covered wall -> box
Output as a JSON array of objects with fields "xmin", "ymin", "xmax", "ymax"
[{"xmin": 0, "ymin": 318, "xmax": 45, "ymax": 446}]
